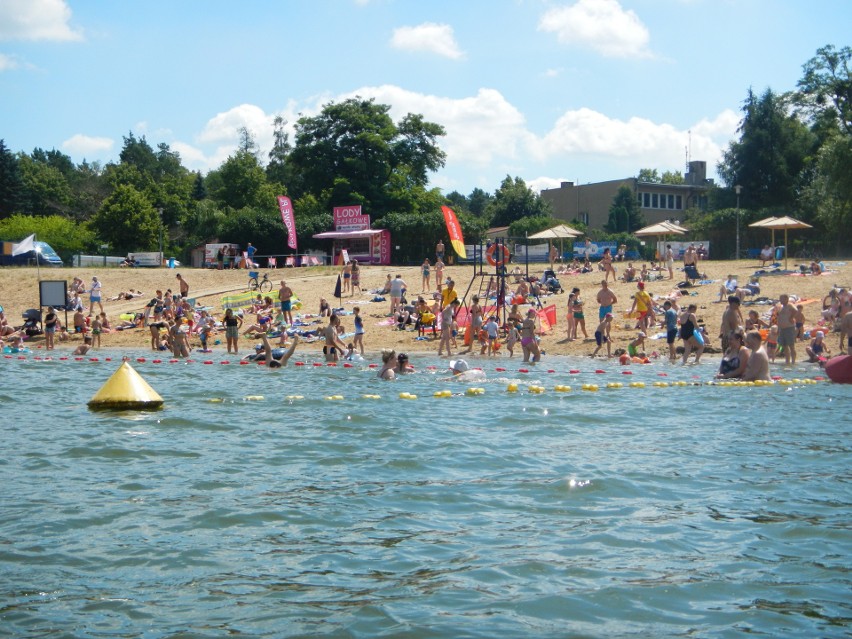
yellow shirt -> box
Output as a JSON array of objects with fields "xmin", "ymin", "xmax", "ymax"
[
  {"xmin": 442, "ymin": 287, "xmax": 458, "ymax": 307},
  {"xmin": 635, "ymin": 290, "xmax": 651, "ymax": 312}
]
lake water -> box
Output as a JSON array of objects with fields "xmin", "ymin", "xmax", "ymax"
[{"xmin": 1, "ymin": 351, "xmax": 850, "ymax": 638}]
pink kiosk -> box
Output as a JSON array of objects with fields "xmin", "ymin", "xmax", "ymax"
[{"xmin": 313, "ymin": 205, "xmax": 391, "ymax": 265}]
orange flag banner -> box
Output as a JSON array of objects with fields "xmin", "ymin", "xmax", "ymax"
[{"xmin": 441, "ymin": 205, "xmax": 467, "ymax": 259}]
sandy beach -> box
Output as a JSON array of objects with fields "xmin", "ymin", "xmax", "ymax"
[{"xmin": 1, "ymin": 258, "xmax": 849, "ymax": 360}]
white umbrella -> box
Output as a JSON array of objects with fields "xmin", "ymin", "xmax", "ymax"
[
  {"xmin": 754, "ymin": 216, "xmax": 812, "ymax": 269},
  {"xmin": 528, "ymin": 224, "xmax": 583, "ymax": 266},
  {"xmin": 634, "ymin": 221, "xmax": 687, "ymax": 236},
  {"xmin": 749, "ymin": 216, "xmax": 780, "ymax": 250}
]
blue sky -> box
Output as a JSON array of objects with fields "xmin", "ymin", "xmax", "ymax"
[{"xmin": 1, "ymin": 0, "xmax": 848, "ymax": 196}]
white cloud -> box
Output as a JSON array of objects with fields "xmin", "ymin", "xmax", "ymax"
[
  {"xmin": 538, "ymin": 0, "xmax": 651, "ymax": 59},
  {"xmin": 169, "ymin": 85, "xmax": 735, "ymax": 192},
  {"xmin": 0, "ymin": 0, "xmax": 83, "ymax": 42},
  {"xmin": 61, "ymin": 134, "xmax": 113, "ymax": 156},
  {"xmin": 528, "ymin": 176, "xmax": 568, "ymax": 193},
  {"xmin": 0, "ymin": 52, "xmax": 20, "ymax": 70},
  {"xmin": 390, "ymin": 23, "xmax": 464, "ymax": 60},
  {"xmin": 197, "ymin": 103, "xmax": 274, "ymax": 145}
]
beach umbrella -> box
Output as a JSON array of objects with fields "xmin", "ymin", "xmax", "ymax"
[
  {"xmin": 528, "ymin": 224, "xmax": 583, "ymax": 265},
  {"xmin": 634, "ymin": 221, "xmax": 687, "ymax": 236},
  {"xmin": 753, "ymin": 216, "xmax": 813, "ymax": 269},
  {"xmin": 749, "ymin": 216, "xmax": 780, "ymax": 249},
  {"xmin": 634, "ymin": 222, "xmax": 687, "ymax": 258},
  {"xmin": 333, "ymin": 274, "xmax": 342, "ymax": 306}
]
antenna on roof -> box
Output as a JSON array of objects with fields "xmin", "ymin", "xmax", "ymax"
[{"xmin": 685, "ymin": 130, "xmax": 691, "ymax": 169}]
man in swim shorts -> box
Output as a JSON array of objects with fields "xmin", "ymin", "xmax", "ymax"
[
  {"xmin": 89, "ymin": 276, "xmax": 103, "ymax": 315},
  {"xmin": 278, "ymin": 280, "xmax": 293, "ymax": 325},
  {"xmin": 590, "ymin": 313, "xmax": 613, "ymax": 358},
  {"xmin": 662, "ymin": 300, "xmax": 679, "ymax": 361},
  {"xmin": 596, "ymin": 280, "xmax": 618, "ymax": 320},
  {"xmin": 776, "ymin": 293, "xmax": 797, "ymax": 364}
]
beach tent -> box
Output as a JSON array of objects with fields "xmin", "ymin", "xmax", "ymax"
[
  {"xmin": 528, "ymin": 224, "xmax": 583, "ymax": 264},
  {"xmin": 752, "ymin": 216, "xmax": 812, "ymax": 269}
]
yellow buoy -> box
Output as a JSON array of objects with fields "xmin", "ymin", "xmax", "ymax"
[
  {"xmin": 88, "ymin": 361, "xmax": 164, "ymax": 411},
  {"xmin": 507, "ymin": 383, "xmax": 518, "ymax": 393}
]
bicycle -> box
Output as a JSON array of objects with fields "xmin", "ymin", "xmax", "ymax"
[
  {"xmin": 794, "ymin": 246, "xmax": 823, "ymax": 261},
  {"xmin": 248, "ymin": 271, "xmax": 272, "ymax": 293}
]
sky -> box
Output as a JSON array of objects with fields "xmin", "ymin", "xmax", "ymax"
[{"xmin": 0, "ymin": 0, "xmax": 848, "ymax": 197}]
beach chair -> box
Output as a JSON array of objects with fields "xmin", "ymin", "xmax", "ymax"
[
  {"xmin": 267, "ymin": 257, "xmax": 277, "ymax": 269},
  {"xmin": 285, "ymin": 256, "xmax": 295, "ymax": 267},
  {"xmin": 308, "ymin": 256, "xmax": 321, "ymax": 266},
  {"xmin": 417, "ymin": 311, "xmax": 438, "ymax": 337},
  {"xmin": 684, "ymin": 264, "xmax": 700, "ymax": 285}
]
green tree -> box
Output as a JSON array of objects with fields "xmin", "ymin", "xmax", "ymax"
[
  {"xmin": 637, "ymin": 168, "xmax": 660, "ymax": 183},
  {"xmin": 191, "ymin": 172, "xmax": 207, "ymax": 201},
  {"xmin": 17, "ymin": 153, "xmax": 73, "ymax": 217},
  {"xmin": 796, "ymin": 44, "xmax": 852, "ymax": 135},
  {"xmin": 800, "ymin": 132, "xmax": 852, "ymax": 253},
  {"xmin": 717, "ymin": 88, "xmax": 816, "ymax": 209},
  {"xmin": 507, "ymin": 215, "xmax": 556, "ymax": 239},
  {"xmin": 0, "ymin": 213, "xmax": 95, "ymax": 259},
  {"xmin": 485, "ymin": 176, "xmax": 552, "ymax": 227},
  {"xmin": 288, "ymin": 97, "xmax": 445, "ymax": 218},
  {"xmin": 267, "ymin": 115, "xmax": 293, "ymax": 188},
  {"xmin": 661, "ymin": 170, "xmax": 685, "ymax": 185},
  {"xmin": 217, "ymin": 206, "xmax": 288, "ymax": 255},
  {"xmin": 605, "ymin": 186, "xmax": 644, "ymax": 232},
  {"xmin": 209, "ymin": 150, "xmax": 277, "ymax": 211},
  {"xmin": 91, "ymin": 184, "xmax": 160, "ymax": 253},
  {"xmin": 0, "ymin": 140, "xmax": 25, "ymax": 218},
  {"xmin": 468, "ymin": 187, "xmax": 493, "ymax": 216}
]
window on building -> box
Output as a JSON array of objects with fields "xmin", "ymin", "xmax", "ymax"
[
  {"xmin": 643, "ymin": 193, "xmax": 650, "ymax": 208},
  {"xmin": 668, "ymin": 194, "xmax": 674, "ymax": 209},
  {"xmin": 652, "ymin": 193, "xmax": 658, "ymax": 208},
  {"xmin": 676, "ymin": 195, "xmax": 682, "ymax": 210}
]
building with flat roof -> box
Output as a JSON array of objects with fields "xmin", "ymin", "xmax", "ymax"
[{"xmin": 540, "ymin": 161, "xmax": 713, "ymax": 230}]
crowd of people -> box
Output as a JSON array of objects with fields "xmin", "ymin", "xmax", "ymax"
[{"xmin": 3, "ymin": 237, "xmax": 850, "ymax": 384}]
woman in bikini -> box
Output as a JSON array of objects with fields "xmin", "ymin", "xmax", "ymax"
[{"xmin": 521, "ymin": 309, "xmax": 541, "ymax": 363}]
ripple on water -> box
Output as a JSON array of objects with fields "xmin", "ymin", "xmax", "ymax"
[{"xmin": 0, "ymin": 353, "xmax": 849, "ymax": 637}]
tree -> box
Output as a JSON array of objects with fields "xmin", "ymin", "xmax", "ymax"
[
  {"xmin": 508, "ymin": 215, "xmax": 556, "ymax": 239},
  {"xmin": 0, "ymin": 213, "xmax": 95, "ymax": 259},
  {"xmin": 191, "ymin": 172, "xmax": 207, "ymax": 201},
  {"xmin": 288, "ymin": 97, "xmax": 446, "ymax": 218},
  {"xmin": 637, "ymin": 168, "xmax": 660, "ymax": 183},
  {"xmin": 661, "ymin": 170, "xmax": 685, "ymax": 185},
  {"xmin": 468, "ymin": 187, "xmax": 493, "ymax": 216},
  {"xmin": 796, "ymin": 44, "xmax": 852, "ymax": 135},
  {"xmin": 0, "ymin": 140, "xmax": 25, "ymax": 218},
  {"xmin": 717, "ymin": 88, "xmax": 816, "ymax": 210},
  {"xmin": 267, "ymin": 115, "xmax": 293, "ymax": 187},
  {"xmin": 90, "ymin": 184, "xmax": 160, "ymax": 253},
  {"xmin": 209, "ymin": 150, "xmax": 277, "ymax": 211},
  {"xmin": 800, "ymin": 132, "xmax": 852, "ymax": 253},
  {"xmin": 485, "ymin": 176, "xmax": 552, "ymax": 228},
  {"xmin": 605, "ymin": 186, "xmax": 644, "ymax": 233},
  {"xmin": 17, "ymin": 154, "xmax": 74, "ymax": 217}
]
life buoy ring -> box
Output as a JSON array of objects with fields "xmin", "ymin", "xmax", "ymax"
[{"xmin": 487, "ymin": 243, "xmax": 510, "ymax": 267}]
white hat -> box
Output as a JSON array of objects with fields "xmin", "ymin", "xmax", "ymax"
[
  {"xmin": 638, "ymin": 332, "xmax": 646, "ymax": 338},
  {"xmin": 449, "ymin": 359, "xmax": 469, "ymax": 373},
  {"xmin": 815, "ymin": 331, "xmax": 824, "ymax": 338}
]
